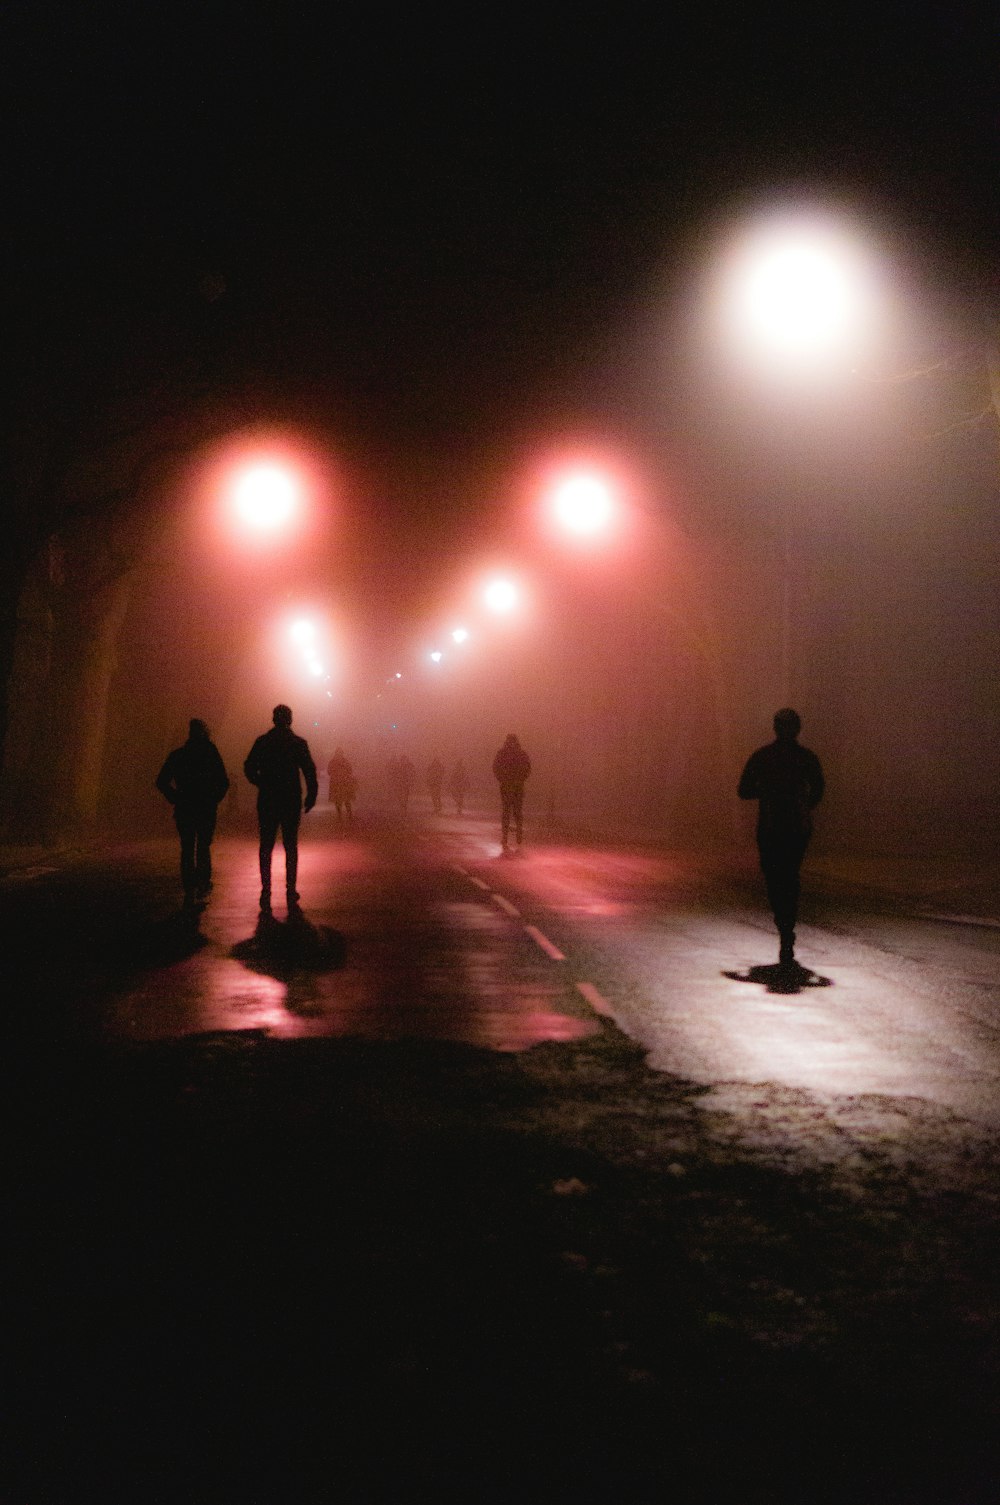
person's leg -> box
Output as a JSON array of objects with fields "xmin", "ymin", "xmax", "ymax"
[
  {"xmin": 512, "ymin": 786, "xmax": 524, "ymax": 845},
  {"xmin": 760, "ymin": 838, "xmax": 805, "ymax": 962},
  {"xmin": 194, "ymin": 809, "xmax": 217, "ymax": 894},
  {"xmin": 281, "ymin": 805, "xmax": 302, "ymax": 899},
  {"xmin": 258, "ymin": 803, "xmax": 279, "ymax": 902},
  {"xmin": 176, "ymin": 812, "xmax": 196, "ymax": 898},
  {"xmin": 500, "ymin": 789, "xmax": 512, "ymax": 846}
]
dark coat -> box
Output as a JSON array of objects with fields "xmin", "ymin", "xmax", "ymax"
[
  {"xmin": 492, "ymin": 738, "xmax": 531, "ymax": 791},
  {"xmin": 244, "ymin": 726, "xmax": 318, "ymax": 808},
  {"xmin": 738, "ymin": 738, "xmax": 824, "ymax": 841},
  {"xmin": 156, "ymin": 738, "xmax": 229, "ymax": 813}
]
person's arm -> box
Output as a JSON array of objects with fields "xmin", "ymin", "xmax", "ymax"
[
  {"xmin": 243, "ymin": 739, "xmax": 262, "ymax": 787},
  {"xmin": 737, "ymin": 752, "xmax": 760, "ymax": 801},
  {"xmin": 212, "ymin": 747, "xmax": 230, "ymax": 803},
  {"xmin": 301, "ymin": 742, "xmax": 318, "ymax": 811},
  {"xmin": 155, "ymin": 752, "xmax": 177, "ymax": 804},
  {"xmin": 807, "ymin": 754, "xmax": 825, "ymax": 808}
]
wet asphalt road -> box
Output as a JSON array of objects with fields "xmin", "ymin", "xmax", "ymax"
[
  {"xmin": 8, "ymin": 807, "xmax": 1000, "ymax": 1503},
  {"xmin": 8, "ymin": 803, "xmax": 1000, "ymax": 1122}
]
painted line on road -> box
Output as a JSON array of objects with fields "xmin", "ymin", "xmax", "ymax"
[
  {"xmin": 491, "ymin": 893, "xmax": 522, "ymax": 919},
  {"xmin": 575, "ymin": 982, "xmax": 613, "ymax": 1017},
  {"xmin": 525, "ymin": 925, "xmax": 566, "ymax": 961},
  {"xmin": 468, "ymin": 875, "xmax": 491, "ymax": 893},
  {"xmin": 452, "ymin": 864, "xmax": 469, "ymax": 878}
]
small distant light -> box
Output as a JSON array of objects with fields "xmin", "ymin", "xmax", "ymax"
[
  {"xmin": 326, "ymin": 691, "xmax": 333, "ymax": 698},
  {"xmin": 395, "ymin": 672, "xmax": 403, "ymax": 679},
  {"xmin": 451, "ymin": 626, "xmax": 469, "ymax": 644},
  {"xmin": 430, "ymin": 651, "xmax": 443, "ymax": 663}
]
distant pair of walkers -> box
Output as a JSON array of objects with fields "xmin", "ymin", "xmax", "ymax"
[{"xmin": 156, "ymin": 704, "xmax": 317, "ymax": 911}]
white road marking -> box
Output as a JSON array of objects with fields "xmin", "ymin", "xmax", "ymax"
[
  {"xmin": 452, "ymin": 864, "xmax": 469, "ymax": 877},
  {"xmin": 468, "ymin": 876, "xmax": 491, "ymax": 892},
  {"xmin": 576, "ymin": 982, "xmax": 613, "ymax": 1017},
  {"xmin": 492, "ymin": 893, "xmax": 522, "ymax": 919},
  {"xmin": 525, "ymin": 925, "xmax": 565, "ymax": 961}
]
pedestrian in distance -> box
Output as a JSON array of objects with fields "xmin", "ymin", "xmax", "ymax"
[
  {"xmin": 448, "ymin": 758, "xmax": 470, "ymax": 816},
  {"xmin": 244, "ymin": 704, "xmax": 318, "ymax": 911},
  {"xmin": 156, "ymin": 719, "xmax": 230, "ymax": 906},
  {"xmin": 492, "ymin": 732, "xmax": 531, "ymax": 852},
  {"xmin": 738, "ymin": 708, "xmax": 825, "ymax": 969},
  {"xmin": 426, "ymin": 757, "xmax": 445, "ymax": 814},
  {"xmin": 326, "ymin": 747, "xmax": 357, "ymax": 823}
]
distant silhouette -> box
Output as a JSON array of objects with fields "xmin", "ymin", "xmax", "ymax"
[
  {"xmin": 387, "ymin": 753, "xmax": 416, "ymax": 814},
  {"xmin": 448, "ymin": 758, "xmax": 470, "ymax": 815},
  {"xmin": 244, "ymin": 704, "xmax": 318, "ymax": 911},
  {"xmin": 493, "ymin": 732, "xmax": 531, "ymax": 850},
  {"xmin": 738, "ymin": 708, "xmax": 825, "ymax": 968},
  {"xmin": 426, "ymin": 757, "xmax": 445, "ymax": 814},
  {"xmin": 326, "ymin": 747, "xmax": 357, "ymax": 822},
  {"xmin": 156, "ymin": 719, "xmax": 230, "ymax": 905}
]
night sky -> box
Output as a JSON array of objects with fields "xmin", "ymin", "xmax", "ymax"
[
  {"xmin": 7, "ymin": 3, "xmax": 996, "ymax": 457},
  {"xmin": 4, "ymin": 2, "xmax": 998, "ymax": 810}
]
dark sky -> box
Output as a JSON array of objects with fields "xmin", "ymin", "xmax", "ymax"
[{"xmin": 7, "ymin": 3, "xmax": 996, "ymax": 454}]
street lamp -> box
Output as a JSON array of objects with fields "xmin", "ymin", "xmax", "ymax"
[
  {"xmin": 707, "ymin": 204, "xmax": 884, "ymax": 697},
  {"xmin": 230, "ymin": 462, "xmax": 301, "ymax": 533},
  {"xmin": 710, "ymin": 205, "xmax": 881, "ymax": 384},
  {"xmin": 484, "ymin": 578, "xmax": 519, "ymax": 613},
  {"xmin": 551, "ymin": 472, "xmax": 615, "ymax": 536}
]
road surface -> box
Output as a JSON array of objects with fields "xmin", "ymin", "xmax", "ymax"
[{"xmin": 8, "ymin": 807, "xmax": 1000, "ymax": 1503}]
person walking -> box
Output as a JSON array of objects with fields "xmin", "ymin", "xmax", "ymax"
[
  {"xmin": 447, "ymin": 758, "xmax": 470, "ymax": 816},
  {"xmin": 492, "ymin": 732, "xmax": 531, "ymax": 852},
  {"xmin": 426, "ymin": 757, "xmax": 444, "ymax": 814},
  {"xmin": 244, "ymin": 704, "xmax": 318, "ymax": 911},
  {"xmin": 326, "ymin": 747, "xmax": 357, "ymax": 822},
  {"xmin": 738, "ymin": 708, "xmax": 824, "ymax": 968},
  {"xmin": 156, "ymin": 719, "xmax": 230, "ymax": 905}
]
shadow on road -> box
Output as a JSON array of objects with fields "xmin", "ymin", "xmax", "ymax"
[
  {"xmin": 723, "ymin": 962, "xmax": 834, "ymax": 995},
  {"xmin": 232, "ymin": 909, "xmax": 347, "ymax": 984}
]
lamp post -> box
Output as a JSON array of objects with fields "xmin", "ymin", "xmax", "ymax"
[{"xmin": 709, "ymin": 205, "xmax": 882, "ymax": 701}]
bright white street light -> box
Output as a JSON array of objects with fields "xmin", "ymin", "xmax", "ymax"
[
  {"xmin": 711, "ymin": 207, "xmax": 879, "ymax": 376},
  {"xmin": 430, "ymin": 650, "xmax": 443, "ymax": 663},
  {"xmin": 290, "ymin": 618, "xmax": 316, "ymax": 645},
  {"xmin": 451, "ymin": 626, "xmax": 469, "ymax": 644}
]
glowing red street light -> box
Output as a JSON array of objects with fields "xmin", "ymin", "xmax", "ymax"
[
  {"xmin": 230, "ymin": 462, "xmax": 301, "ymax": 532},
  {"xmin": 551, "ymin": 471, "xmax": 615, "ymax": 536},
  {"xmin": 484, "ymin": 578, "xmax": 519, "ymax": 613}
]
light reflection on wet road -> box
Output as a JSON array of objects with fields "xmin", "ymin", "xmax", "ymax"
[
  {"xmin": 103, "ymin": 817, "xmax": 599, "ymax": 1050},
  {"xmin": 10, "ymin": 806, "xmax": 1000, "ymax": 1124}
]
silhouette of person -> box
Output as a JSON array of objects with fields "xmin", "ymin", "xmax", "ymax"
[
  {"xmin": 493, "ymin": 732, "xmax": 531, "ymax": 850},
  {"xmin": 326, "ymin": 747, "xmax": 357, "ymax": 822},
  {"xmin": 448, "ymin": 758, "xmax": 470, "ymax": 815},
  {"xmin": 156, "ymin": 719, "xmax": 230, "ymax": 905},
  {"xmin": 244, "ymin": 704, "xmax": 318, "ymax": 910},
  {"xmin": 426, "ymin": 757, "xmax": 444, "ymax": 814},
  {"xmin": 738, "ymin": 708, "xmax": 825, "ymax": 967}
]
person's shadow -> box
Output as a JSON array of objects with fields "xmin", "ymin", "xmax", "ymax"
[
  {"xmin": 722, "ymin": 962, "xmax": 833, "ymax": 996},
  {"xmin": 124, "ymin": 907, "xmax": 210, "ymax": 969},
  {"xmin": 232, "ymin": 907, "xmax": 347, "ymax": 988}
]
